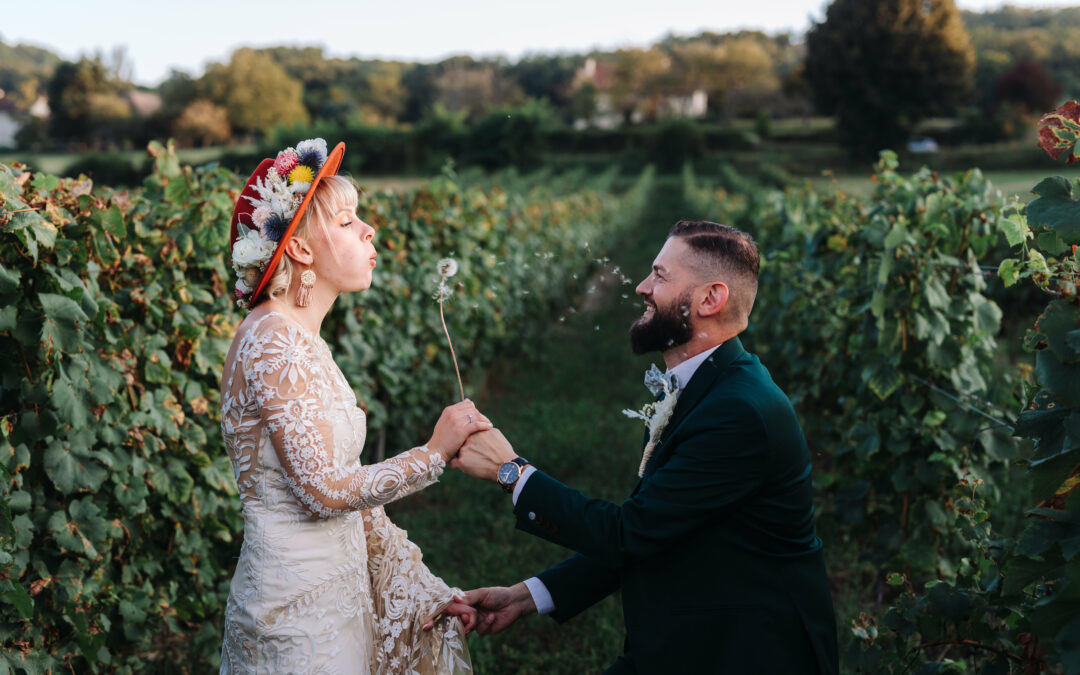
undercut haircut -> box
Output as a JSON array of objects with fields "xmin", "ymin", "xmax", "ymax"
[{"xmin": 668, "ymin": 220, "xmax": 760, "ymax": 319}]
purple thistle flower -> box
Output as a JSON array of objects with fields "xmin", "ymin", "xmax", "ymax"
[
  {"xmin": 263, "ymin": 214, "xmax": 287, "ymax": 241},
  {"xmin": 297, "ymin": 152, "xmax": 323, "ymax": 172}
]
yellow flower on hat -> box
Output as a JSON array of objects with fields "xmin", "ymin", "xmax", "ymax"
[{"xmin": 288, "ymin": 165, "xmax": 315, "ymax": 184}]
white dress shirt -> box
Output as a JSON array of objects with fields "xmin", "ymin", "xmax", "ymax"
[{"xmin": 515, "ymin": 344, "xmax": 722, "ymax": 615}]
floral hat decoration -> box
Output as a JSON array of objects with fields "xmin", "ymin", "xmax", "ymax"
[{"xmin": 229, "ymin": 138, "xmax": 345, "ymax": 309}]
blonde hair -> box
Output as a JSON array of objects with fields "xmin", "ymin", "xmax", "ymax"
[{"xmin": 264, "ymin": 175, "xmax": 360, "ymax": 301}]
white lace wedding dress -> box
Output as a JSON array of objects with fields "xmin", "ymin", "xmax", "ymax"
[{"xmin": 218, "ymin": 311, "xmax": 472, "ymax": 674}]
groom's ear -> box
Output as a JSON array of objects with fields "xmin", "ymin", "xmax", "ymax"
[{"xmin": 698, "ymin": 282, "xmax": 729, "ymax": 318}]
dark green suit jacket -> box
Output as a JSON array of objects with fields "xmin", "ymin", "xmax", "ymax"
[{"xmin": 514, "ymin": 338, "xmax": 838, "ymax": 674}]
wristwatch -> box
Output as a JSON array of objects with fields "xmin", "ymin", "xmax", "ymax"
[{"xmin": 497, "ymin": 457, "xmax": 530, "ymax": 494}]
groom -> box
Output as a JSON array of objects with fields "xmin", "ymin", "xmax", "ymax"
[{"xmin": 451, "ymin": 221, "xmax": 838, "ymax": 674}]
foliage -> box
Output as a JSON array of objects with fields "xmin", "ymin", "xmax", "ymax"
[
  {"xmin": 171, "ymin": 100, "xmax": 232, "ymax": 148},
  {"xmin": 964, "ymin": 6, "xmax": 1080, "ymax": 105},
  {"xmin": 992, "ymin": 60, "xmax": 1063, "ymax": 117},
  {"xmin": 200, "ymin": 49, "xmax": 309, "ymax": 137},
  {"xmin": 0, "ymin": 142, "xmax": 654, "ymax": 671},
  {"xmin": 805, "ymin": 0, "xmax": 976, "ymax": 157},
  {"xmin": 0, "ymin": 39, "xmax": 61, "ymax": 110},
  {"xmin": 838, "ymin": 109, "xmax": 1080, "ymax": 674},
  {"xmin": 456, "ymin": 99, "xmax": 556, "ymax": 170},
  {"xmin": 45, "ymin": 58, "xmax": 132, "ymax": 150},
  {"xmin": 686, "ymin": 151, "xmax": 1049, "ymax": 670}
]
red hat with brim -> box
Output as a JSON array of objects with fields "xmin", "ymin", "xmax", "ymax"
[{"xmin": 229, "ymin": 141, "xmax": 346, "ymax": 307}]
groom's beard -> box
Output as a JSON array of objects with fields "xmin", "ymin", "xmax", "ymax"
[{"xmin": 629, "ymin": 290, "xmax": 694, "ymax": 355}]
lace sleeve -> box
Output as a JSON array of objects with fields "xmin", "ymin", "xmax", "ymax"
[
  {"xmin": 241, "ymin": 315, "xmax": 445, "ymax": 519},
  {"xmin": 364, "ymin": 507, "xmax": 472, "ymax": 675}
]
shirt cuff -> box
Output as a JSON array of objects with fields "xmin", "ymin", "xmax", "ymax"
[
  {"xmin": 523, "ymin": 576, "xmax": 555, "ymax": 615},
  {"xmin": 512, "ymin": 465, "xmax": 537, "ymax": 505}
]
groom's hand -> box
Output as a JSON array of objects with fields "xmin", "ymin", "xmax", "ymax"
[
  {"xmin": 451, "ymin": 429, "xmax": 516, "ymax": 481},
  {"xmin": 457, "ymin": 583, "xmax": 536, "ymax": 635}
]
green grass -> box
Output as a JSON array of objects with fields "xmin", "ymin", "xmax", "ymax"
[{"xmin": 384, "ymin": 177, "xmax": 682, "ymax": 674}]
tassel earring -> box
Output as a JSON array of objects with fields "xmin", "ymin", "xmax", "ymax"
[{"xmin": 296, "ymin": 269, "xmax": 316, "ymax": 307}]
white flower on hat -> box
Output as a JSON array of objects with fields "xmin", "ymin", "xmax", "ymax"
[{"xmin": 232, "ymin": 229, "xmax": 277, "ymax": 274}]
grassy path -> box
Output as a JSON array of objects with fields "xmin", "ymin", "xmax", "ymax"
[{"xmin": 388, "ymin": 176, "xmax": 688, "ymax": 674}]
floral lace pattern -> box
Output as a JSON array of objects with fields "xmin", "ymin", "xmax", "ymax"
[{"xmin": 218, "ymin": 311, "xmax": 471, "ymax": 674}]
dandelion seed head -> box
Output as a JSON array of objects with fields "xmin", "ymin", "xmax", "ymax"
[{"xmin": 437, "ymin": 258, "xmax": 459, "ymax": 278}]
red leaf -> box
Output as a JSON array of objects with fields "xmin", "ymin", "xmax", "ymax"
[{"xmin": 1037, "ymin": 100, "xmax": 1080, "ymax": 164}]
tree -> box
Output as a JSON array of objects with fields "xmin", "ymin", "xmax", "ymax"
[
  {"xmin": 609, "ymin": 48, "xmax": 671, "ymax": 123},
  {"xmin": 200, "ymin": 48, "xmax": 308, "ymax": 137},
  {"xmin": 507, "ymin": 55, "xmax": 581, "ymax": 121},
  {"xmin": 993, "ymin": 60, "xmax": 1063, "ymax": 115},
  {"xmin": 432, "ymin": 57, "xmax": 523, "ymax": 117},
  {"xmin": 46, "ymin": 57, "xmax": 128, "ymax": 149},
  {"xmin": 805, "ymin": 0, "xmax": 976, "ymax": 157},
  {"xmin": 173, "ymin": 99, "xmax": 231, "ymax": 146}
]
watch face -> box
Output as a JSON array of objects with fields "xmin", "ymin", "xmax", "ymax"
[{"xmin": 498, "ymin": 462, "xmax": 519, "ymax": 485}]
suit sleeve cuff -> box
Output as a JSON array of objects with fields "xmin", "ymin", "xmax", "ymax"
[
  {"xmin": 511, "ymin": 465, "xmax": 537, "ymax": 505},
  {"xmin": 523, "ymin": 576, "xmax": 555, "ymax": 615}
]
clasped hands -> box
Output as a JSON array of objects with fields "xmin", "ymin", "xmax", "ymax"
[
  {"xmin": 425, "ymin": 400, "xmax": 518, "ymax": 482},
  {"xmin": 423, "ymin": 401, "xmax": 535, "ymax": 636}
]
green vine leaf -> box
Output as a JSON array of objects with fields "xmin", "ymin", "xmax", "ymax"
[{"xmin": 1026, "ymin": 176, "xmax": 1080, "ymax": 245}]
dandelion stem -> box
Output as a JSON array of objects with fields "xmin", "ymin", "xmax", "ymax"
[{"xmin": 439, "ymin": 297, "xmax": 465, "ymax": 401}]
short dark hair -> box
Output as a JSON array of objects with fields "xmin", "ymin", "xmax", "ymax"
[{"xmin": 668, "ymin": 220, "xmax": 759, "ymax": 317}]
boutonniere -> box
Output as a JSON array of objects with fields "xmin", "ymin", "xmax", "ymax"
[{"xmin": 622, "ymin": 364, "xmax": 680, "ymax": 477}]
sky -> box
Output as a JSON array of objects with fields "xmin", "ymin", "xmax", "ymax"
[{"xmin": 4, "ymin": 0, "xmax": 1080, "ymax": 86}]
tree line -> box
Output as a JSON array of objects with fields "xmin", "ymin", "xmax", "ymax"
[{"xmin": 3, "ymin": 1, "xmax": 1080, "ymax": 157}]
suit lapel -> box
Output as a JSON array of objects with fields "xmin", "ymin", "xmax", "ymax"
[{"xmin": 632, "ymin": 337, "xmax": 748, "ymax": 493}]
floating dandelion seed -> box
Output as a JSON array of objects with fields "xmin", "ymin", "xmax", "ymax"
[
  {"xmin": 434, "ymin": 257, "xmax": 465, "ymax": 401},
  {"xmin": 595, "ymin": 325, "xmax": 600, "ymax": 331}
]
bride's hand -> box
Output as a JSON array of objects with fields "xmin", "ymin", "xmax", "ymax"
[
  {"xmin": 427, "ymin": 399, "xmax": 492, "ymax": 462},
  {"xmin": 421, "ymin": 599, "xmax": 479, "ymax": 635}
]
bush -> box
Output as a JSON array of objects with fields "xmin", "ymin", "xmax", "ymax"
[{"xmin": 686, "ymin": 152, "xmax": 1035, "ymax": 669}]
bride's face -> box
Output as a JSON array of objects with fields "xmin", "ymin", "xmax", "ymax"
[{"xmin": 311, "ymin": 201, "xmax": 378, "ymax": 293}]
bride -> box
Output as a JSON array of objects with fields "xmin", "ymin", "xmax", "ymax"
[{"xmin": 218, "ymin": 138, "xmax": 485, "ymax": 673}]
